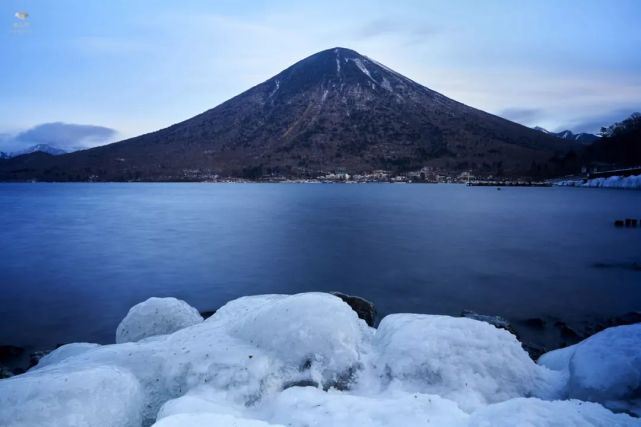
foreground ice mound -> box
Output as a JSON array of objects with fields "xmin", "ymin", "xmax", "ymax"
[
  {"xmin": 31, "ymin": 342, "xmax": 101, "ymax": 370},
  {"xmin": 373, "ymin": 314, "xmax": 562, "ymax": 411},
  {"xmin": 0, "ymin": 292, "xmax": 639, "ymax": 427},
  {"xmin": 116, "ymin": 297, "xmax": 203, "ymax": 343},
  {"xmin": 539, "ymin": 324, "xmax": 641, "ymax": 416},
  {"xmin": 224, "ymin": 293, "xmax": 371, "ymax": 387},
  {"xmin": 0, "ymin": 365, "xmax": 143, "ymax": 427},
  {"xmin": 468, "ymin": 398, "xmax": 638, "ymax": 427}
]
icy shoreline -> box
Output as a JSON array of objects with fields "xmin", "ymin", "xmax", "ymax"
[
  {"xmin": 555, "ymin": 174, "xmax": 641, "ymax": 189},
  {"xmin": 1, "ymin": 293, "xmax": 639, "ymax": 426}
]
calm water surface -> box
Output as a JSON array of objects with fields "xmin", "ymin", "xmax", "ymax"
[{"xmin": 0, "ymin": 183, "xmax": 640, "ymax": 347}]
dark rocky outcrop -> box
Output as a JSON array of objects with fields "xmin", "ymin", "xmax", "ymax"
[{"xmin": 332, "ymin": 292, "xmax": 377, "ymax": 327}]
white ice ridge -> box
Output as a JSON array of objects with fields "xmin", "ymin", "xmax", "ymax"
[
  {"xmin": 556, "ymin": 174, "xmax": 641, "ymax": 189},
  {"xmin": 0, "ymin": 293, "xmax": 639, "ymax": 427}
]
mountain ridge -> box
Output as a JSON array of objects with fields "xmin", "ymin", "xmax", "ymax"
[
  {"xmin": 0, "ymin": 47, "xmax": 578, "ymax": 181},
  {"xmin": 533, "ymin": 127, "xmax": 598, "ymax": 145}
]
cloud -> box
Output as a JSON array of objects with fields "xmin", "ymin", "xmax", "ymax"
[
  {"xmin": 354, "ymin": 18, "xmax": 436, "ymax": 44},
  {"xmin": 0, "ymin": 122, "xmax": 118, "ymax": 153},
  {"xmin": 560, "ymin": 108, "xmax": 641, "ymax": 134}
]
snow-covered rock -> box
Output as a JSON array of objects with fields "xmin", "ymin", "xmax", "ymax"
[
  {"xmin": 0, "ymin": 365, "xmax": 143, "ymax": 427},
  {"xmin": 116, "ymin": 297, "xmax": 203, "ymax": 343},
  {"xmin": 155, "ymin": 413, "xmax": 283, "ymax": 427},
  {"xmin": 468, "ymin": 397, "xmax": 638, "ymax": 427},
  {"xmin": 539, "ymin": 324, "xmax": 641, "ymax": 412},
  {"xmin": 223, "ymin": 292, "xmax": 372, "ymax": 388},
  {"xmin": 155, "ymin": 385, "xmax": 469, "ymax": 427},
  {"xmin": 372, "ymin": 314, "xmax": 564, "ymax": 411},
  {"xmin": 256, "ymin": 387, "xmax": 469, "ymax": 427},
  {"xmin": 1, "ymin": 293, "xmax": 639, "ymax": 427},
  {"xmin": 31, "ymin": 342, "xmax": 101, "ymax": 371}
]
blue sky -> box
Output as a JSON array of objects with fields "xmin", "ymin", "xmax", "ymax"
[{"xmin": 1, "ymin": 0, "xmax": 640, "ymax": 152}]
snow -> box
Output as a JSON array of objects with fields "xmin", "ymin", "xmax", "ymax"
[
  {"xmin": 372, "ymin": 314, "xmax": 564, "ymax": 411},
  {"xmin": 115, "ymin": 297, "xmax": 203, "ymax": 343},
  {"xmin": 556, "ymin": 174, "xmax": 641, "ymax": 189},
  {"xmin": 468, "ymin": 398, "xmax": 638, "ymax": 427},
  {"xmin": 155, "ymin": 413, "xmax": 281, "ymax": 427},
  {"xmin": 31, "ymin": 342, "xmax": 101, "ymax": 370},
  {"xmin": 255, "ymin": 387, "xmax": 469, "ymax": 427},
  {"xmin": 380, "ymin": 77, "xmax": 393, "ymax": 92},
  {"xmin": 1, "ymin": 292, "xmax": 639, "ymax": 427},
  {"xmin": 350, "ymin": 58, "xmax": 377, "ymax": 85},
  {"xmin": 269, "ymin": 80, "xmax": 280, "ymax": 98},
  {"xmin": 538, "ymin": 324, "xmax": 641, "ymax": 414},
  {"xmin": 222, "ymin": 292, "xmax": 371, "ymax": 388},
  {"xmin": 0, "ymin": 365, "xmax": 143, "ymax": 427}
]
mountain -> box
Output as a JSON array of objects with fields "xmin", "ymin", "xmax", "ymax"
[
  {"xmin": 7, "ymin": 144, "xmax": 67, "ymax": 158},
  {"xmin": 0, "ymin": 47, "xmax": 577, "ymax": 182},
  {"xmin": 583, "ymin": 113, "xmax": 641, "ymax": 166},
  {"xmin": 533, "ymin": 127, "xmax": 598, "ymax": 145},
  {"xmin": 0, "ymin": 152, "xmax": 8, "ymax": 160}
]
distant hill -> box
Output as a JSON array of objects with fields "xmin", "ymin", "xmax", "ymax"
[
  {"xmin": 533, "ymin": 127, "xmax": 598, "ymax": 145},
  {"xmin": 583, "ymin": 113, "xmax": 641, "ymax": 167},
  {"xmin": 7, "ymin": 144, "xmax": 67, "ymax": 158},
  {"xmin": 0, "ymin": 47, "xmax": 578, "ymax": 182}
]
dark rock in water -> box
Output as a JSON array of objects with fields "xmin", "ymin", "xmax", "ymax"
[
  {"xmin": 554, "ymin": 320, "xmax": 581, "ymax": 339},
  {"xmin": 199, "ymin": 310, "xmax": 217, "ymax": 319},
  {"xmin": 29, "ymin": 350, "xmax": 50, "ymax": 369},
  {"xmin": 0, "ymin": 345, "xmax": 25, "ymax": 364},
  {"xmin": 614, "ymin": 220, "xmax": 625, "ymax": 227},
  {"xmin": 523, "ymin": 317, "xmax": 546, "ymax": 329},
  {"xmin": 591, "ymin": 311, "xmax": 641, "ymax": 334},
  {"xmin": 0, "ymin": 346, "xmax": 54, "ymax": 379},
  {"xmin": 331, "ymin": 292, "xmax": 377, "ymax": 327},
  {"xmin": 0, "ymin": 366, "xmax": 13, "ymax": 379},
  {"xmin": 522, "ymin": 344, "xmax": 548, "ymax": 361},
  {"xmin": 461, "ymin": 310, "xmax": 513, "ymax": 333}
]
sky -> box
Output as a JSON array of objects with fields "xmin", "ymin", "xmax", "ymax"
[{"xmin": 1, "ymin": 0, "xmax": 640, "ymax": 152}]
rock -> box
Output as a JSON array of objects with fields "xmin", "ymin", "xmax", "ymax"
[
  {"xmin": 29, "ymin": 350, "xmax": 50, "ymax": 368},
  {"xmin": 554, "ymin": 320, "xmax": 582, "ymax": 340},
  {"xmin": 461, "ymin": 310, "xmax": 514, "ymax": 333},
  {"xmin": 614, "ymin": 219, "xmax": 625, "ymax": 227},
  {"xmin": 199, "ymin": 310, "xmax": 217, "ymax": 319},
  {"xmin": 0, "ymin": 366, "xmax": 13, "ymax": 379},
  {"xmin": 590, "ymin": 311, "xmax": 641, "ymax": 336},
  {"xmin": 331, "ymin": 292, "xmax": 377, "ymax": 327},
  {"xmin": 0, "ymin": 345, "xmax": 24, "ymax": 364}
]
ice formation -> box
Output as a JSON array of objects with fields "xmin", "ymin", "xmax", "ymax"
[
  {"xmin": 539, "ymin": 324, "xmax": 641, "ymax": 416},
  {"xmin": 556, "ymin": 174, "xmax": 641, "ymax": 189},
  {"xmin": 115, "ymin": 297, "xmax": 203, "ymax": 343},
  {"xmin": 0, "ymin": 292, "xmax": 639, "ymax": 427}
]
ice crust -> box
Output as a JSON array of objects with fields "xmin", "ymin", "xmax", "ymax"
[{"xmin": 0, "ymin": 293, "xmax": 638, "ymax": 427}]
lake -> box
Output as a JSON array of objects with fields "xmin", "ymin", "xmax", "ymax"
[{"xmin": 0, "ymin": 183, "xmax": 640, "ymax": 348}]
